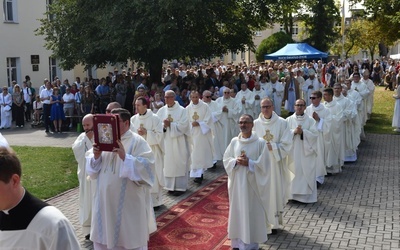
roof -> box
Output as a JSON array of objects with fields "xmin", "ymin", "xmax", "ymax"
[{"xmin": 264, "ymin": 43, "xmax": 328, "ymax": 60}]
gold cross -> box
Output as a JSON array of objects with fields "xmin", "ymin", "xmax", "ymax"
[
  {"xmin": 192, "ymin": 111, "xmax": 199, "ymax": 121},
  {"xmin": 139, "ymin": 123, "xmax": 144, "ymax": 129},
  {"xmin": 167, "ymin": 114, "xmax": 173, "ymax": 122},
  {"xmin": 263, "ymin": 129, "xmax": 274, "ymax": 142}
]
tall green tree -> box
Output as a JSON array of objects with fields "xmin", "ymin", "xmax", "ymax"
[
  {"xmin": 350, "ymin": 0, "xmax": 400, "ymax": 46},
  {"xmin": 37, "ymin": 0, "xmax": 274, "ymax": 83},
  {"xmin": 300, "ymin": 0, "xmax": 340, "ymax": 52},
  {"xmin": 255, "ymin": 32, "xmax": 295, "ymax": 62}
]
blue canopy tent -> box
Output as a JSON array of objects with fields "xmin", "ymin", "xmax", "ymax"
[{"xmin": 264, "ymin": 43, "xmax": 328, "ymax": 60}]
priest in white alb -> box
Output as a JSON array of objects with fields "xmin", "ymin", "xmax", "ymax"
[
  {"xmin": 186, "ymin": 91, "xmax": 214, "ymax": 184},
  {"xmin": 351, "ymin": 72, "xmax": 370, "ymax": 139},
  {"xmin": 86, "ymin": 108, "xmax": 156, "ymax": 250},
  {"xmin": 286, "ymin": 99, "xmax": 319, "ymax": 203},
  {"xmin": 305, "ymin": 90, "xmax": 330, "ymax": 184},
  {"xmin": 215, "ymin": 88, "xmax": 241, "ymax": 158},
  {"xmin": 157, "ymin": 90, "xmax": 190, "ymax": 195},
  {"xmin": 131, "ymin": 96, "xmax": 165, "ymax": 208},
  {"xmin": 253, "ymin": 81, "xmax": 268, "ymax": 116},
  {"xmin": 266, "ymin": 73, "xmax": 285, "ymax": 116},
  {"xmin": 202, "ymin": 90, "xmax": 222, "ymax": 166},
  {"xmin": 72, "ymin": 114, "xmax": 95, "ymax": 239},
  {"xmin": 253, "ymin": 98, "xmax": 293, "ymax": 233},
  {"xmin": 224, "ymin": 114, "xmax": 271, "ymax": 250},
  {"xmin": 361, "ymin": 70, "xmax": 375, "ymax": 120},
  {"xmin": 302, "ymin": 69, "xmax": 324, "ymax": 106},
  {"xmin": 236, "ymin": 82, "xmax": 255, "ymax": 118},
  {"xmin": 323, "ymin": 88, "xmax": 345, "ymax": 174}
]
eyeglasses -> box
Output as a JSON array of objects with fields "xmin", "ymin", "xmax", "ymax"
[
  {"xmin": 261, "ymin": 105, "xmax": 272, "ymax": 109},
  {"xmin": 294, "ymin": 104, "xmax": 306, "ymax": 107},
  {"xmin": 204, "ymin": 96, "xmax": 212, "ymax": 98},
  {"xmin": 223, "ymin": 92, "xmax": 230, "ymax": 94},
  {"xmin": 309, "ymin": 97, "xmax": 317, "ymax": 100},
  {"xmin": 238, "ymin": 121, "xmax": 252, "ymax": 125}
]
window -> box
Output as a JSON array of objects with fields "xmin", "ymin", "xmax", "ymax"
[
  {"xmin": 231, "ymin": 52, "xmax": 236, "ymax": 61},
  {"xmin": 3, "ymin": 0, "xmax": 17, "ymax": 22},
  {"xmin": 241, "ymin": 51, "xmax": 245, "ymax": 61},
  {"xmin": 255, "ymin": 31, "xmax": 262, "ymax": 37},
  {"xmin": 46, "ymin": 0, "xmax": 55, "ymax": 21},
  {"xmin": 49, "ymin": 57, "xmax": 60, "ymax": 81},
  {"xmin": 6, "ymin": 57, "xmax": 20, "ymax": 86},
  {"xmin": 292, "ymin": 24, "xmax": 298, "ymax": 35}
]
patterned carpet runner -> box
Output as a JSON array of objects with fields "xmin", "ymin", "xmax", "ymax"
[{"xmin": 149, "ymin": 175, "xmax": 232, "ymax": 250}]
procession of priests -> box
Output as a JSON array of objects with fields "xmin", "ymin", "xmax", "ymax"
[{"xmin": 68, "ymin": 68, "xmax": 372, "ymax": 250}]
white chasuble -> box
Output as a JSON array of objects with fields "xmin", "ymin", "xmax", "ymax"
[
  {"xmin": 131, "ymin": 109, "xmax": 165, "ymax": 207},
  {"xmin": 253, "ymin": 112, "xmax": 293, "ymax": 229},
  {"xmin": 223, "ymin": 133, "xmax": 271, "ymax": 244},
  {"xmin": 286, "ymin": 114, "xmax": 318, "ymax": 203},
  {"xmin": 186, "ymin": 100, "xmax": 214, "ymax": 175}
]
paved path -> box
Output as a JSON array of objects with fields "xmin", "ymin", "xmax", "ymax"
[{"xmin": 4, "ymin": 126, "xmax": 400, "ymax": 249}]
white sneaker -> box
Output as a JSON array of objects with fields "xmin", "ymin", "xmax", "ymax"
[{"xmin": 69, "ymin": 124, "xmax": 73, "ymax": 128}]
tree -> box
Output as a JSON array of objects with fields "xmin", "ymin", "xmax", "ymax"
[
  {"xmin": 255, "ymin": 32, "xmax": 295, "ymax": 62},
  {"xmin": 37, "ymin": 0, "xmax": 274, "ymax": 83},
  {"xmin": 330, "ymin": 26, "xmax": 360, "ymax": 59},
  {"xmin": 300, "ymin": 0, "xmax": 340, "ymax": 52},
  {"xmin": 269, "ymin": 0, "xmax": 302, "ymax": 35},
  {"xmin": 350, "ymin": 0, "xmax": 400, "ymax": 45}
]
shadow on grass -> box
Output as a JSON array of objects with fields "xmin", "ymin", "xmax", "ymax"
[{"xmin": 365, "ymin": 113, "xmax": 394, "ymax": 134}]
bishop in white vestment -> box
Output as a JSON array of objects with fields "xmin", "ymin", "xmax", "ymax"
[
  {"xmin": 131, "ymin": 97, "xmax": 165, "ymax": 207},
  {"xmin": 224, "ymin": 115, "xmax": 271, "ymax": 250}
]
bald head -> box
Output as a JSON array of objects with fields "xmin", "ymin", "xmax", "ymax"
[
  {"xmin": 82, "ymin": 114, "xmax": 94, "ymax": 134},
  {"xmin": 106, "ymin": 102, "xmax": 121, "ymax": 113}
]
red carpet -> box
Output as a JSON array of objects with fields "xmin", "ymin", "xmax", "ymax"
[{"xmin": 149, "ymin": 175, "xmax": 232, "ymax": 250}]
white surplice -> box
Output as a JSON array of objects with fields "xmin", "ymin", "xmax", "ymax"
[
  {"xmin": 215, "ymin": 97, "xmax": 241, "ymax": 157},
  {"xmin": 86, "ymin": 131, "xmax": 156, "ymax": 249},
  {"xmin": 157, "ymin": 101, "xmax": 190, "ymax": 191},
  {"xmin": 186, "ymin": 100, "xmax": 214, "ymax": 177},
  {"xmin": 236, "ymin": 89, "xmax": 255, "ymax": 118},
  {"xmin": 286, "ymin": 114, "xmax": 318, "ymax": 203},
  {"xmin": 305, "ymin": 104, "xmax": 331, "ymax": 183},
  {"xmin": 324, "ymin": 100, "xmax": 345, "ymax": 173},
  {"xmin": 205, "ymin": 100, "xmax": 223, "ymax": 161},
  {"xmin": 223, "ymin": 132, "xmax": 271, "ymax": 246},
  {"xmin": 361, "ymin": 77, "xmax": 375, "ymax": 118},
  {"xmin": 351, "ymin": 80, "xmax": 370, "ymax": 126},
  {"xmin": 131, "ymin": 109, "xmax": 165, "ymax": 207},
  {"xmin": 0, "ymin": 93, "xmax": 12, "ymax": 128},
  {"xmin": 253, "ymin": 112, "xmax": 294, "ymax": 230},
  {"xmin": 72, "ymin": 132, "xmax": 95, "ymax": 235},
  {"xmin": 392, "ymin": 87, "xmax": 400, "ymax": 129},
  {"xmin": 266, "ymin": 81, "xmax": 284, "ymax": 116},
  {"xmin": 302, "ymin": 77, "xmax": 324, "ymax": 106},
  {"xmin": 253, "ymin": 88, "xmax": 268, "ymax": 117}
]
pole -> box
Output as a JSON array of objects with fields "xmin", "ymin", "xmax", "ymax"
[{"xmin": 341, "ymin": 0, "xmax": 346, "ymax": 61}]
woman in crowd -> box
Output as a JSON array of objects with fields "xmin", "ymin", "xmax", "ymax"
[
  {"xmin": 50, "ymin": 87, "xmax": 65, "ymax": 133},
  {"xmin": 12, "ymin": 84, "xmax": 25, "ymax": 128},
  {"xmin": 81, "ymin": 85, "xmax": 95, "ymax": 115},
  {"xmin": 32, "ymin": 95, "xmax": 43, "ymax": 125},
  {"xmin": 0, "ymin": 86, "xmax": 12, "ymax": 129}
]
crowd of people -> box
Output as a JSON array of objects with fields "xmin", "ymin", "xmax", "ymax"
[
  {"xmin": 2, "ymin": 56, "xmax": 399, "ymax": 250},
  {"xmin": 69, "ymin": 57, "xmax": 390, "ymax": 250}
]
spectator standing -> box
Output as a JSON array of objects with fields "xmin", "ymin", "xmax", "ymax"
[
  {"xmin": 50, "ymin": 87, "xmax": 65, "ymax": 133},
  {"xmin": 22, "ymin": 81, "xmax": 33, "ymax": 122},
  {"xmin": 62, "ymin": 87, "xmax": 75, "ymax": 128},
  {"xmin": 0, "ymin": 87, "xmax": 12, "ymax": 129},
  {"xmin": 12, "ymin": 84, "xmax": 25, "ymax": 128}
]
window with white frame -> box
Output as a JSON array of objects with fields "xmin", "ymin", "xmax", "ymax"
[
  {"xmin": 292, "ymin": 24, "xmax": 298, "ymax": 35},
  {"xmin": 49, "ymin": 57, "xmax": 58, "ymax": 81},
  {"xmin": 280, "ymin": 25, "xmax": 284, "ymax": 32},
  {"xmin": 231, "ymin": 52, "xmax": 236, "ymax": 61},
  {"xmin": 3, "ymin": 0, "xmax": 17, "ymax": 22},
  {"xmin": 255, "ymin": 31, "xmax": 262, "ymax": 37},
  {"xmin": 6, "ymin": 57, "xmax": 20, "ymax": 86},
  {"xmin": 46, "ymin": 0, "xmax": 55, "ymax": 21}
]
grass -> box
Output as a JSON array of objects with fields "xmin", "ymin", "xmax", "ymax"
[
  {"xmin": 364, "ymin": 86, "xmax": 396, "ymax": 134},
  {"xmin": 13, "ymin": 146, "xmax": 78, "ymax": 200}
]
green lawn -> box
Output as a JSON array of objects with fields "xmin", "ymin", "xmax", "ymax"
[
  {"xmin": 364, "ymin": 86, "xmax": 396, "ymax": 134},
  {"xmin": 14, "ymin": 146, "xmax": 78, "ymax": 200}
]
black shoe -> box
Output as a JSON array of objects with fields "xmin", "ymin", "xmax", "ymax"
[
  {"xmin": 167, "ymin": 190, "xmax": 175, "ymax": 195},
  {"xmin": 317, "ymin": 181, "xmax": 322, "ymax": 188},
  {"xmin": 210, "ymin": 163, "xmax": 217, "ymax": 170},
  {"xmin": 153, "ymin": 205, "xmax": 162, "ymax": 211},
  {"xmin": 85, "ymin": 234, "xmax": 90, "ymax": 240},
  {"xmin": 172, "ymin": 191, "xmax": 185, "ymax": 196},
  {"xmin": 269, "ymin": 229, "xmax": 278, "ymax": 235},
  {"xmin": 194, "ymin": 174, "xmax": 203, "ymax": 184},
  {"xmin": 45, "ymin": 130, "xmax": 49, "ymax": 133}
]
